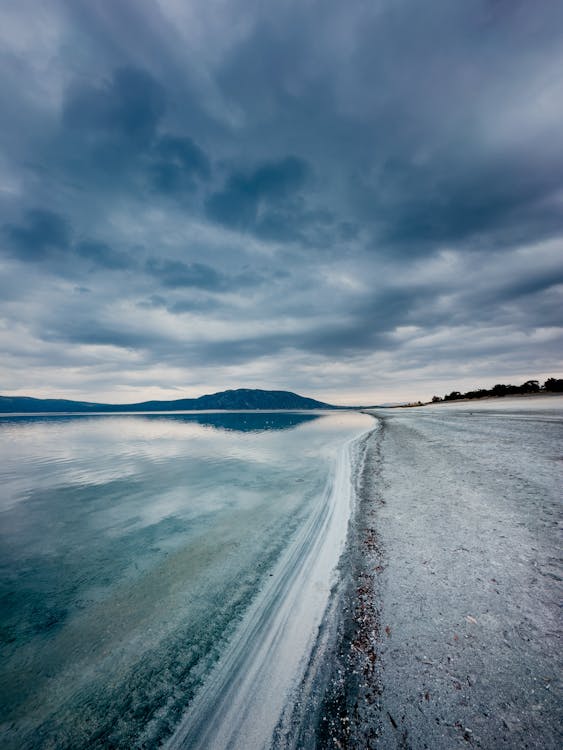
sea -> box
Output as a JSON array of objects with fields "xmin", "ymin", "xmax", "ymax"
[{"xmin": 0, "ymin": 410, "xmax": 374, "ymax": 749}]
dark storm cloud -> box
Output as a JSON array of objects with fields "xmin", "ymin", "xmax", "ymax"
[
  {"xmin": 295, "ymin": 286, "xmax": 440, "ymax": 358},
  {"xmin": 447, "ymin": 263, "xmax": 563, "ymax": 330},
  {"xmin": 63, "ymin": 66, "xmax": 166, "ymax": 148},
  {"xmin": 205, "ymin": 156, "xmax": 310, "ymax": 239},
  {"xmin": 5, "ymin": 210, "xmax": 71, "ymax": 260},
  {"xmin": 57, "ymin": 62, "xmax": 210, "ymax": 201},
  {"xmin": 3, "ymin": 210, "xmax": 135, "ymax": 272},
  {"xmin": 208, "ymin": 0, "xmax": 563, "ymax": 256},
  {"xmin": 0, "ymin": 0, "xmax": 562, "ymax": 401},
  {"xmin": 76, "ymin": 241, "xmax": 134, "ymax": 270},
  {"xmin": 148, "ymin": 136, "xmax": 211, "ymax": 194},
  {"xmin": 145, "ymin": 258, "xmax": 264, "ymax": 292},
  {"xmin": 501, "ymin": 269, "xmax": 563, "ymax": 302},
  {"xmin": 364, "ymin": 151, "xmax": 563, "ymax": 255}
]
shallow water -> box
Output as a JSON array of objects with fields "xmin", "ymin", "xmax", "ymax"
[{"xmin": 0, "ymin": 410, "xmax": 373, "ymax": 749}]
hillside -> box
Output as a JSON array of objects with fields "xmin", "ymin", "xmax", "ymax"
[{"xmin": 0, "ymin": 388, "xmax": 336, "ymax": 413}]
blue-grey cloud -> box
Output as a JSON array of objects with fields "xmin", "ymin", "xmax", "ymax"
[
  {"xmin": 148, "ymin": 135, "xmax": 210, "ymax": 194},
  {"xmin": 366, "ymin": 151, "xmax": 563, "ymax": 255},
  {"xmin": 145, "ymin": 257, "xmax": 265, "ymax": 294},
  {"xmin": 63, "ymin": 66, "xmax": 166, "ymax": 149},
  {"xmin": 3, "ymin": 210, "xmax": 135, "ymax": 273},
  {"xmin": 4, "ymin": 210, "xmax": 71, "ymax": 261},
  {"xmin": 0, "ymin": 0, "xmax": 561, "ymax": 403},
  {"xmin": 145, "ymin": 259, "xmax": 225, "ymax": 290},
  {"xmin": 75, "ymin": 241, "xmax": 134, "ymax": 270},
  {"xmin": 205, "ymin": 156, "xmax": 309, "ymax": 236}
]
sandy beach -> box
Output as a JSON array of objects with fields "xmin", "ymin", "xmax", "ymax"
[{"xmin": 306, "ymin": 397, "xmax": 562, "ymax": 749}]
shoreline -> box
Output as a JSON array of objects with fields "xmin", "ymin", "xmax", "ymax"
[
  {"xmin": 307, "ymin": 417, "xmax": 387, "ymax": 748},
  {"xmin": 316, "ymin": 420, "xmax": 386, "ymax": 748},
  {"xmin": 270, "ymin": 420, "xmax": 383, "ymax": 748},
  {"xmin": 165, "ymin": 421, "xmax": 373, "ymax": 750}
]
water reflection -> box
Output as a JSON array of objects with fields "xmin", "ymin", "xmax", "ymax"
[
  {"xmin": 0, "ymin": 410, "xmax": 371, "ymax": 749},
  {"xmin": 0, "ymin": 410, "xmax": 324, "ymax": 433}
]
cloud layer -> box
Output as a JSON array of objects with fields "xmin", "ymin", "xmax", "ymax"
[{"xmin": 1, "ymin": 0, "xmax": 562, "ymax": 403}]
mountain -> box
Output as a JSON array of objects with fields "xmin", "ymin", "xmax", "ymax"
[
  {"xmin": 0, "ymin": 396, "xmax": 103, "ymax": 413},
  {"xmin": 0, "ymin": 388, "xmax": 336, "ymax": 413}
]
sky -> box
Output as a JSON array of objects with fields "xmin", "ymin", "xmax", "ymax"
[{"xmin": 1, "ymin": 0, "xmax": 562, "ymax": 406}]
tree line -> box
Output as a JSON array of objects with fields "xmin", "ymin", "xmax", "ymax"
[{"xmin": 432, "ymin": 377, "xmax": 563, "ymax": 403}]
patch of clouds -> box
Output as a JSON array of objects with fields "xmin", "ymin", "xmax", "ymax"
[
  {"xmin": 145, "ymin": 258, "xmax": 223, "ymax": 289},
  {"xmin": 2, "ymin": 208, "xmax": 135, "ymax": 273},
  {"xmin": 0, "ymin": 0, "xmax": 562, "ymax": 403},
  {"xmin": 148, "ymin": 135, "xmax": 210, "ymax": 194},
  {"xmin": 75, "ymin": 240, "xmax": 134, "ymax": 270},
  {"xmin": 205, "ymin": 156, "xmax": 310, "ymax": 240},
  {"xmin": 63, "ymin": 66, "xmax": 166, "ymax": 147},
  {"xmin": 4, "ymin": 209, "xmax": 70, "ymax": 260}
]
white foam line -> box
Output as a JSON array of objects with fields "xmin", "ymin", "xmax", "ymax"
[{"xmin": 165, "ymin": 426, "xmax": 373, "ymax": 750}]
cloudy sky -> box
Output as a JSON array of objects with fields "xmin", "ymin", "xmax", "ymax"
[{"xmin": 1, "ymin": 0, "xmax": 562, "ymax": 405}]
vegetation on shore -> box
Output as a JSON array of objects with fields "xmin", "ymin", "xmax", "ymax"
[{"xmin": 431, "ymin": 377, "xmax": 563, "ymax": 404}]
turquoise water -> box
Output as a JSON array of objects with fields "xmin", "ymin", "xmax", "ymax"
[{"xmin": 0, "ymin": 411, "xmax": 372, "ymax": 749}]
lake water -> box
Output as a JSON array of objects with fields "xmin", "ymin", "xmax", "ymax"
[{"xmin": 0, "ymin": 410, "xmax": 373, "ymax": 749}]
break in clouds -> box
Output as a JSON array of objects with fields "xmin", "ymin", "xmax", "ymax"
[{"xmin": 1, "ymin": 0, "xmax": 562, "ymax": 403}]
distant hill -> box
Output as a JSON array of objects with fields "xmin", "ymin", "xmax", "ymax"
[{"xmin": 0, "ymin": 388, "xmax": 336, "ymax": 413}]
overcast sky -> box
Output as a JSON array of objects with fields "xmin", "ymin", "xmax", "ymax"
[{"xmin": 1, "ymin": 0, "xmax": 562, "ymax": 405}]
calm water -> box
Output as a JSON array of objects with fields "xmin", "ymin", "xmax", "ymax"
[{"xmin": 0, "ymin": 411, "xmax": 373, "ymax": 749}]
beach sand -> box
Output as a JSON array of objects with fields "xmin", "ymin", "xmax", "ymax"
[{"xmin": 306, "ymin": 397, "xmax": 562, "ymax": 749}]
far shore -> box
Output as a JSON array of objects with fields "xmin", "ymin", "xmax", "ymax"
[{"xmin": 381, "ymin": 390, "xmax": 563, "ymax": 409}]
